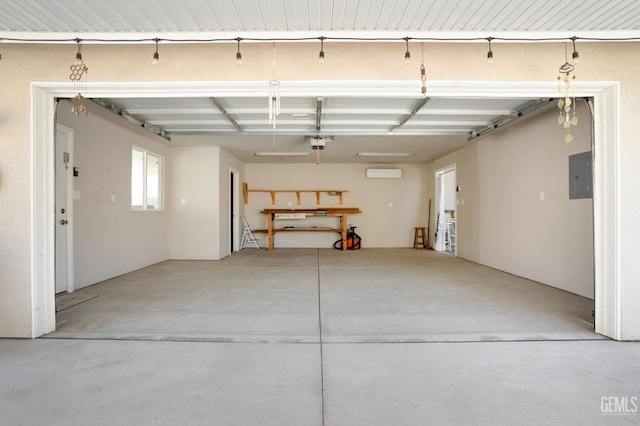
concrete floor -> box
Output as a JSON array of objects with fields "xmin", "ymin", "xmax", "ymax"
[
  {"xmin": 51, "ymin": 248, "xmax": 597, "ymax": 342},
  {"xmin": 2, "ymin": 249, "xmax": 638, "ymax": 425}
]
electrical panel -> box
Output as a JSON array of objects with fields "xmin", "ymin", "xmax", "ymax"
[{"xmin": 569, "ymin": 151, "xmax": 593, "ymax": 199}]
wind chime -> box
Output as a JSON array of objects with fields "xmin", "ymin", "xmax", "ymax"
[
  {"xmin": 268, "ymin": 42, "xmax": 281, "ymax": 150},
  {"xmin": 557, "ymin": 42, "xmax": 578, "ymax": 143},
  {"xmin": 69, "ymin": 38, "xmax": 88, "ymax": 116},
  {"xmin": 268, "ymin": 42, "xmax": 281, "ymax": 130}
]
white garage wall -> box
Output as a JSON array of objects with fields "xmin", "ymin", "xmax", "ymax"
[
  {"xmin": 57, "ymin": 100, "xmax": 171, "ymax": 289},
  {"xmin": 166, "ymin": 145, "xmax": 244, "ymax": 260},
  {"xmin": 167, "ymin": 146, "xmax": 221, "ymax": 260},
  {"xmin": 428, "ymin": 103, "xmax": 594, "ymax": 298},
  {"xmin": 56, "ymin": 108, "xmax": 244, "ymax": 277},
  {"xmin": 218, "ymin": 148, "xmax": 245, "ymax": 258},
  {"xmin": 244, "ymin": 163, "xmax": 427, "ymax": 248}
]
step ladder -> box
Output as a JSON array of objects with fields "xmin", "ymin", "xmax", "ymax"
[
  {"xmin": 240, "ymin": 216, "xmax": 260, "ymax": 250},
  {"xmin": 444, "ymin": 216, "xmax": 456, "ymax": 253}
]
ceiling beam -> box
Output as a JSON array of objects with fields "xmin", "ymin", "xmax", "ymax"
[
  {"xmin": 468, "ymin": 98, "xmax": 553, "ymax": 141},
  {"xmin": 165, "ymin": 128, "xmax": 471, "ymax": 136},
  {"xmin": 209, "ymin": 97, "xmax": 244, "ymax": 132},
  {"xmin": 401, "ymin": 120, "xmax": 491, "ymax": 127},
  {"xmin": 91, "ymin": 98, "xmax": 171, "ymax": 141},
  {"xmin": 389, "ymin": 97, "xmax": 431, "ymax": 132},
  {"xmin": 315, "ymin": 97, "xmax": 323, "ymax": 133},
  {"xmin": 125, "ymin": 108, "xmax": 225, "ymax": 115},
  {"xmin": 418, "ymin": 108, "xmax": 514, "ymax": 116}
]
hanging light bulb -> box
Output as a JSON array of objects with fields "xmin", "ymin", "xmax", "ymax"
[
  {"xmin": 571, "ymin": 36, "xmax": 580, "ymax": 64},
  {"xmin": 487, "ymin": 37, "xmax": 494, "ymax": 64},
  {"xmin": 404, "ymin": 37, "xmax": 411, "ymax": 64},
  {"xmin": 152, "ymin": 38, "xmax": 159, "ymax": 65},
  {"xmin": 74, "ymin": 39, "xmax": 83, "ymax": 63},
  {"xmin": 235, "ymin": 37, "xmax": 242, "ymax": 64},
  {"xmin": 318, "ymin": 36, "xmax": 325, "ymax": 64}
]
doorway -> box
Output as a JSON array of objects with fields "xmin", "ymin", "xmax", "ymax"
[
  {"xmin": 30, "ymin": 80, "xmax": 620, "ymax": 339},
  {"xmin": 434, "ymin": 166, "xmax": 456, "ymax": 254},
  {"xmin": 230, "ymin": 168, "xmax": 240, "ymax": 254},
  {"xmin": 55, "ymin": 124, "xmax": 74, "ymax": 294}
]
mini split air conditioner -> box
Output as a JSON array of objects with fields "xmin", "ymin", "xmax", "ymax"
[
  {"xmin": 365, "ymin": 168, "xmax": 403, "ymax": 179},
  {"xmin": 306, "ymin": 136, "xmax": 332, "ymax": 150}
]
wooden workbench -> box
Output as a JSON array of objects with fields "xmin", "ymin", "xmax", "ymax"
[{"xmin": 259, "ymin": 208, "xmax": 362, "ymax": 251}]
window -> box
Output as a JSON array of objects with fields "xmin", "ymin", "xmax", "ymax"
[{"xmin": 131, "ymin": 146, "xmax": 162, "ymax": 210}]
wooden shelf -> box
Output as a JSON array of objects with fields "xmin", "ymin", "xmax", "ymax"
[
  {"xmin": 261, "ymin": 207, "xmax": 361, "ymax": 214},
  {"xmin": 253, "ymin": 228, "xmax": 341, "ymax": 233},
  {"xmin": 243, "ymin": 183, "xmax": 348, "ymax": 205}
]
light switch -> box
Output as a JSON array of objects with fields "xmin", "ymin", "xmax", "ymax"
[
  {"xmin": 111, "ymin": 192, "xmax": 116, "ymax": 202},
  {"xmin": 539, "ymin": 191, "xmax": 545, "ymax": 201},
  {"xmin": 181, "ymin": 198, "xmax": 186, "ymax": 206}
]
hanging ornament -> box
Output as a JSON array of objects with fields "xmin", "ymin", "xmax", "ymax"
[
  {"xmin": 420, "ymin": 42, "xmax": 427, "ymax": 95},
  {"xmin": 557, "ymin": 43, "xmax": 578, "ymax": 143},
  {"xmin": 268, "ymin": 43, "xmax": 281, "ymax": 129},
  {"xmin": 69, "ymin": 38, "xmax": 89, "ymax": 116}
]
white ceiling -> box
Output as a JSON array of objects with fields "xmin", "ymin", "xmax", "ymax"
[
  {"xmin": 93, "ymin": 93, "xmax": 550, "ymax": 163},
  {"xmin": 2, "ymin": 0, "xmax": 639, "ymax": 35},
  {"xmin": 101, "ymin": 96, "xmax": 535, "ymax": 136},
  {"xmin": 3, "ymin": 0, "xmax": 638, "ymax": 163}
]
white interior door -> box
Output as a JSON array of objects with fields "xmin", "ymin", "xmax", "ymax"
[
  {"xmin": 55, "ymin": 126, "xmax": 73, "ymax": 294},
  {"xmin": 230, "ymin": 169, "xmax": 241, "ymax": 253}
]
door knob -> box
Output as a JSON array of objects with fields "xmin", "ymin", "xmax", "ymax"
[{"xmin": 59, "ymin": 219, "xmax": 68, "ymax": 225}]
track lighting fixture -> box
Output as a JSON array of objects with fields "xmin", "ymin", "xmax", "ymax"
[
  {"xmin": 404, "ymin": 37, "xmax": 411, "ymax": 64},
  {"xmin": 152, "ymin": 38, "xmax": 159, "ymax": 64},
  {"xmin": 235, "ymin": 37, "xmax": 242, "ymax": 64},
  {"xmin": 487, "ymin": 37, "xmax": 494, "ymax": 64},
  {"xmin": 571, "ymin": 36, "xmax": 579, "ymax": 63},
  {"xmin": 318, "ymin": 36, "xmax": 325, "ymax": 64}
]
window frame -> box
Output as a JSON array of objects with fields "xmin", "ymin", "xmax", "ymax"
[{"xmin": 131, "ymin": 145, "xmax": 163, "ymax": 211}]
